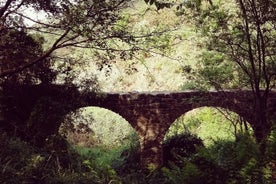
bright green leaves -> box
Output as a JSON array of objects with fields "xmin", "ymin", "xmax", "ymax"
[
  {"xmin": 199, "ymin": 51, "xmax": 235, "ymax": 89},
  {"xmin": 197, "ymin": 4, "xmax": 231, "ymax": 37},
  {"xmin": 142, "ymin": 27, "xmax": 174, "ymax": 55},
  {"xmin": 189, "ymin": 0, "xmax": 276, "ymax": 90},
  {"xmin": 113, "ymin": 14, "xmax": 131, "ymax": 33},
  {"xmin": 60, "ymin": 1, "xmax": 118, "ymax": 38},
  {"xmin": 181, "ymin": 50, "xmax": 237, "ymax": 90}
]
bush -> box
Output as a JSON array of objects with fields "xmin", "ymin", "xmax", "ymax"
[
  {"xmin": 191, "ymin": 133, "xmax": 274, "ymax": 184},
  {"xmin": 163, "ymin": 133, "xmax": 204, "ymax": 167},
  {"xmin": 161, "ymin": 132, "xmax": 276, "ymax": 184},
  {"xmin": 115, "ymin": 133, "xmax": 141, "ymax": 175},
  {"xmin": 162, "ymin": 162, "xmax": 203, "ymax": 184},
  {"xmin": 0, "ymin": 132, "xmax": 121, "ymax": 183}
]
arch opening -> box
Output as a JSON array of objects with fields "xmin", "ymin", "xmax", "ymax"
[
  {"xmin": 165, "ymin": 106, "xmax": 254, "ymax": 146},
  {"xmin": 162, "ymin": 106, "xmax": 256, "ymax": 169},
  {"xmin": 59, "ymin": 106, "xmax": 139, "ymax": 148},
  {"xmin": 58, "ymin": 106, "xmax": 141, "ymax": 171}
]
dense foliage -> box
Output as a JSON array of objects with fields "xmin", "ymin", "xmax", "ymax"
[
  {"xmin": 1, "ymin": 0, "xmax": 276, "ymax": 183},
  {"xmin": 0, "ymin": 0, "xmax": 175, "ymax": 78},
  {"xmin": 177, "ymin": 0, "xmax": 276, "ymax": 146},
  {"xmin": 163, "ymin": 133, "xmax": 204, "ymax": 167},
  {"xmin": 1, "ymin": 128, "xmax": 276, "ymax": 183}
]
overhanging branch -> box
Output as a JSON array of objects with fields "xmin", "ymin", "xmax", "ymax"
[{"xmin": 0, "ymin": 29, "xmax": 71, "ymax": 78}]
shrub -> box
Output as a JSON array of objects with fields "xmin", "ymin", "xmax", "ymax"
[
  {"xmin": 0, "ymin": 132, "xmax": 121, "ymax": 183},
  {"xmin": 163, "ymin": 133, "xmax": 204, "ymax": 167},
  {"xmin": 162, "ymin": 162, "xmax": 203, "ymax": 184},
  {"xmin": 0, "ymin": 132, "xmax": 40, "ymax": 183},
  {"xmin": 115, "ymin": 133, "xmax": 141, "ymax": 175},
  {"xmin": 192, "ymin": 133, "xmax": 274, "ymax": 184}
]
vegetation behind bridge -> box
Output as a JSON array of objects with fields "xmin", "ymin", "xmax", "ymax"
[{"xmin": 1, "ymin": 0, "xmax": 275, "ymax": 183}]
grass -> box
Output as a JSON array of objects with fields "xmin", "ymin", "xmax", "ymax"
[{"xmin": 75, "ymin": 145, "xmax": 126, "ymax": 168}]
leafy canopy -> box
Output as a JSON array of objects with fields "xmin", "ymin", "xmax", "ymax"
[{"xmin": 1, "ymin": 0, "xmax": 172, "ymax": 78}]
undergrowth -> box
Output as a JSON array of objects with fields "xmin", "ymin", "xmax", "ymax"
[{"xmin": 1, "ymin": 131, "xmax": 276, "ymax": 184}]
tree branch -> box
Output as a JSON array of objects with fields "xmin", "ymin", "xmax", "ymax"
[
  {"xmin": 238, "ymin": 0, "xmax": 259, "ymax": 94},
  {"xmin": 0, "ymin": 29, "xmax": 71, "ymax": 78},
  {"xmin": 0, "ymin": 0, "xmax": 14, "ymax": 18},
  {"xmin": 14, "ymin": 12, "xmax": 61, "ymax": 28}
]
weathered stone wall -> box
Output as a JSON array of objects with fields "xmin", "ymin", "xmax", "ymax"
[{"xmin": 82, "ymin": 90, "xmax": 276, "ymax": 168}]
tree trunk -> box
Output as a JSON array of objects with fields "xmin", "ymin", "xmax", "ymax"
[{"xmin": 252, "ymin": 88, "xmax": 272, "ymax": 149}]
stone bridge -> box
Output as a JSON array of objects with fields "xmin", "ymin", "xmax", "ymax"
[{"xmin": 2, "ymin": 84, "xmax": 276, "ymax": 168}]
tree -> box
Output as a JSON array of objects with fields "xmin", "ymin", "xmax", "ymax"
[
  {"xmin": 1, "ymin": 0, "xmax": 169, "ymax": 78},
  {"xmin": 0, "ymin": 0, "xmax": 177, "ymax": 146},
  {"xmin": 147, "ymin": 0, "xmax": 276, "ymax": 147},
  {"xmin": 204, "ymin": 0, "xmax": 275, "ymax": 144},
  {"xmin": 0, "ymin": 28, "xmax": 57, "ymax": 84},
  {"xmin": 1, "ymin": 0, "xmax": 126, "ymax": 77}
]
